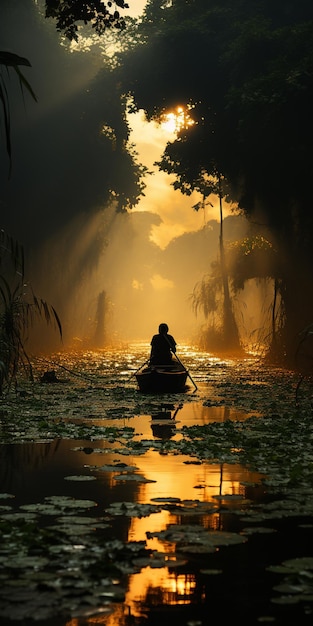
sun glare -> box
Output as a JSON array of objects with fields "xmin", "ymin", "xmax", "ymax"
[
  {"xmin": 132, "ymin": 279, "xmax": 144, "ymax": 290},
  {"xmin": 161, "ymin": 106, "xmax": 195, "ymax": 134}
]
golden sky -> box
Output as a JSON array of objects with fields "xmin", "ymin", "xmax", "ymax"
[
  {"xmin": 125, "ymin": 2, "xmax": 233, "ymax": 249},
  {"xmin": 66, "ymin": 0, "xmax": 233, "ymax": 249},
  {"xmin": 127, "ymin": 0, "xmax": 148, "ymax": 18},
  {"xmin": 123, "ymin": 4, "xmax": 223, "ymax": 248},
  {"xmin": 129, "ymin": 110, "xmax": 230, "ymax": 249}
]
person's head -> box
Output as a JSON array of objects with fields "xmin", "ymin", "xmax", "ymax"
[{"xmin": 159, "ymin": 323, "xmax": 169, "ymax": 334}]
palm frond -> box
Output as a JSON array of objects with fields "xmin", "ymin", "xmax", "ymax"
[
  {"xmin": 0, "ymin": 76, "xmax": 11, "ymax": 167},
  {"xmin": 0, "ymin": 229, "xmax": 25, "ymax": 278},
  {"xmin": 0, "ymin": 235, "xmax": 62, "ymax": 394},
  {"xmin": 13, "ymin": 65, "xmax": 38, "ymax": 103},
  {"xmin": 0, "ymin": 51, "xmax": 37, "ymax": 176},
  {"xmin": 0, "ymin": 275, "xmax": 12, "ymax": 307},
  {"xmin": 0, "ymin": 52, "xmax": 31, "ymax": 67}
]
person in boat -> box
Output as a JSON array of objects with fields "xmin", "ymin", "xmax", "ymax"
[{"xmin": 150, "ymin": 323, "xmax": 177, "ymax": 366}]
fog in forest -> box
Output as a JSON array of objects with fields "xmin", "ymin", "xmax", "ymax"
[{"xmin": 0, "ymin": 1, "xmax": 273, "ymax": 353}]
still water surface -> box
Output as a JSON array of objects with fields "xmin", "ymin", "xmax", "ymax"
[{"xmin": 0, "ymin": 344, "xmax": 311, "ymax": 626}]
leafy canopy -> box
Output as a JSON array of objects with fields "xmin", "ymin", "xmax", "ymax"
[{"xmin": 45, "ymin": 0, "xmax": 130, "ymax": 41}]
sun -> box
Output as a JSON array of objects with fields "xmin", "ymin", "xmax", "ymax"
[{"xmin": 161, "ymin": 106, "xmax": 195, "ymax": 134}]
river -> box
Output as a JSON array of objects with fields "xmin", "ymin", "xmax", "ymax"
[{"xmin": 0, "ymin": 343, "xmax": 312, "ymax": 626}]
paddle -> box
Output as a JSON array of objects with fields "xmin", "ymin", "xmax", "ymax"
[
  {"xmin": 172, "ymin": 350, "xmax": 198, "ymax": 391},
  {"xmin": 131, "ymin": 359, "xmax": 150, "ymax": 377},
  {"xmin": 161, "ymin": 332, "xmax": 198, "ymax": 390}
]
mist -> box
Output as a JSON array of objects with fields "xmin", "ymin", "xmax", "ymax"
[{"xmin": 1, "ymin": 1, "xmax": 272, "ymax": 354}]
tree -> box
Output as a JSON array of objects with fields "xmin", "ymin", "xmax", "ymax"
[
  {"xmin": 1, "ymin": 0, "xmax": 151, "ymax": 352},
  {"xmin": 0, "ymin": 20, "xmax": 62, "ymax": 382},
  {"xmin": 115, "ymin": 0, "xmax": 313, "ymax": 364},
  {"xmin": 4, "ymin": 1, "xmax": 313, "ymax": 362},
  {"xmin": 44, "ymin": 0, "xmax": 130, "ymax": 41},
  {"xmin": 190, "ymin": 175, "xmax": 242, "ymax": 352}
]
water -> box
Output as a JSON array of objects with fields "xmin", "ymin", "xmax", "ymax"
[{"xmin": 0, "ymin": 343, "xmax": 312, "ymax": 625}]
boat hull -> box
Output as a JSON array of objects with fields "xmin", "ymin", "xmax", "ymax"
[{"xmin": 136, "ymin": 366, "xmax": 188, "ymax": 393}]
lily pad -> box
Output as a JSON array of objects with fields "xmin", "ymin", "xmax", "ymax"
[
  {"xmin": 4, "ymin": 556, "xmax": 50, "ymax": 569},
  {"xmin": 281, "ymin": 557, "xmax": 313, "ymax": 571},
  {"xmin": 45, "ymin": 496, "xmax": 98, "ymax": 509},
  {"xmin": 147, "ymin": 525, "xmax": 247, "ymax": 548},
  {"xmin": 113, "ymin": 474, "xmax": 156, "ymax": 483},
  {"xmin": 242, "ymin": 526, "xmax": 277, "ymax": 535},
  {"xmin": 89, "ymin": 463, "xmax": 138, "ymax": 472},
  {"xmin": 151, "ymin": 497, "xmax": 181, "ymax": 503},
  {"xmin": 105, "ymin": 501, "xmax": 161, "ymax": 517},
  {"xmin": 64, "ymin": 475, "xmax": 97, "ymax": 481}
]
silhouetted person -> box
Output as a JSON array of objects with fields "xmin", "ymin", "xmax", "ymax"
[{"xmin": 150, "ymin": 323, "xmax": 177, "ymax": 366}]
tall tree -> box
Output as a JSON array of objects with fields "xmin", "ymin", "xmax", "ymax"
[
  {"xmin": 191, "ymin": 176, "xmax": 242, "ymax": 352},
  {"xmin": 0, "ymin": 0, "xmax": 147, "ymax": 350},
  {"xmin": 116, "ymin": 0, "xmax": 313, "ymax": 363}
]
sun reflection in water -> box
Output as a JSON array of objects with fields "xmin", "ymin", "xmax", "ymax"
[{"xmin": 47, "ymin": 345, "xmax": 264, "ymax": 626}]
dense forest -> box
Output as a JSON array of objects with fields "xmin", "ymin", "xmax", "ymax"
[
  {"xmin": 113, "ymin": 0, "xmax": 313, "ymax": 363},
  {"xmin": 1, "ymin": 0, "xmax": 313, "ymax": 370}
]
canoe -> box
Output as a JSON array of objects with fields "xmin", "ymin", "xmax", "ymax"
[{"xmin": 136, "ymin": 363, "xmax": 188, "ymax": 393}]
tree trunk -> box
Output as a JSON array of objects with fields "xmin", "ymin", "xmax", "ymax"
[{"xmin": 218, "ymin": 177, "xmax": 241, "ymax": 350}]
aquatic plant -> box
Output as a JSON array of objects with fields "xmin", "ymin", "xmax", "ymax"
[{"xmin": 0, "ymin": 230, "xmax": 62, "ymax": 394}]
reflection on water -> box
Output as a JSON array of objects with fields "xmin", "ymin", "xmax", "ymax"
[
  {"xmin": 149, "ymin": 403, "xmax": 180, "ymax": 439},
  {"xmin": 0, "ymin": 346, "xmax": 276, "ymax": 626},
  {"xmin": 0, "ymin": 444, "xmax": 262, "ymax": 618}
]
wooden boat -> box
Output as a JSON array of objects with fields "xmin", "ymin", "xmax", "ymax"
[{"xmin": 135, "ymin": 363, "xmax": 188, "ymax": 393}]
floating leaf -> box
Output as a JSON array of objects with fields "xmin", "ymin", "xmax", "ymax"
[
  {"xmin": 147, "ymin": 525, "xmax": 247, "ymax": 548},
  {"xmin": 113, "ymin": 474, "xmax": 156, "ymax": 483},
  {"xmin": 19, "ymin": 503, "xmax": 61, "ymax": 515},
  {"xmin": 271, "ymin": 595, "xmax": 301, "ymax": 605},
  {"xmin": 4, "ymin": 555, "xmax": 50, "ymax": 569},
  {"xmin": 45, "ymin": 496, "xmax": 98, "ymax": 509},
  {"xmin": 282, "ymin": 557, "xmax": 313, "ymax": 571},
  {"xmin": 105, "ymin": 501, "xmax": 161, "ymax": 517},
  {"xmin": 89, "ymin": 463, "xmax": 138, "ymax": 472},
  {"xmin": 151, "ymin": 497, "xmax": 181, "ymax": 503},
  {"xmin": 242, "ymin": 527, "xmax": 277, "ymax": 535},
  {"xmin": 0, "ymin": 512, "xmax": 37, "ymax": 521},
  {"xmin": 64, "ymin": 475, "xmax": 97, "ymax": 481},
  {"xmin": 179, "ymin": 543, "xmax": 216, "ymax": 554}
]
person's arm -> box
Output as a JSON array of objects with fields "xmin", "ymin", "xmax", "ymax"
[
  {"xmin": 168, "ymin": 335, "xmax": 176, "ymax": 352},
  {"xmin": 150, "ymin": 334, "xmax": 159, "ymax": 354}
]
